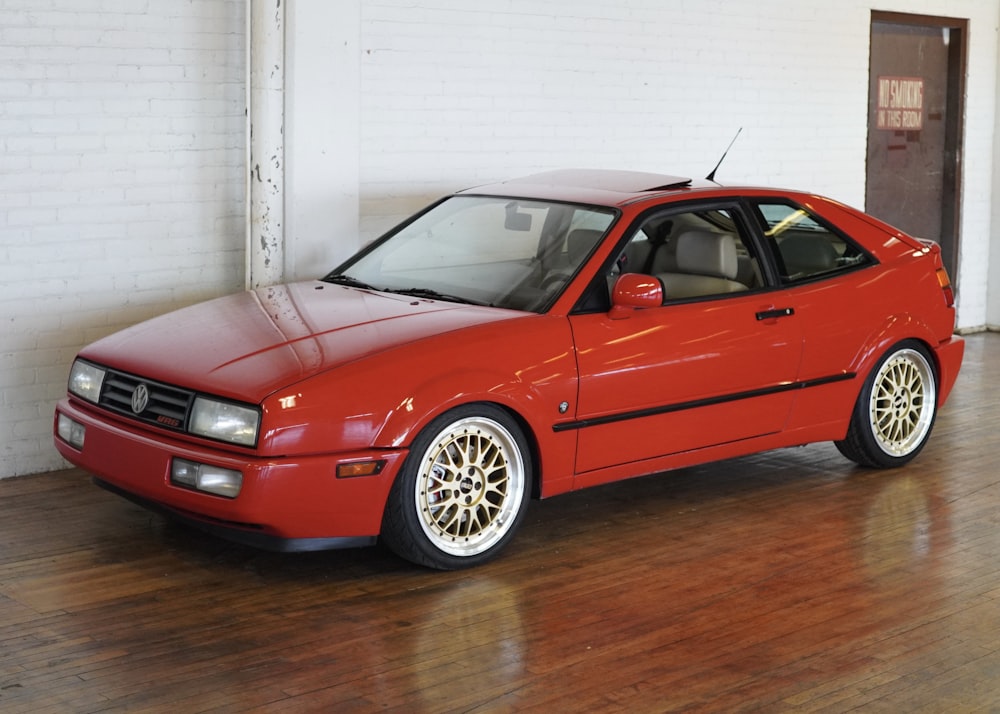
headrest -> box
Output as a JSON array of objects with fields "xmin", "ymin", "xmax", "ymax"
[
  {"xmin": 780, "ymin": 234, "xmax": 838, "ymax": 271},
  {"xmin": 675, "ymin": 231, "xmax": 739, "ymax": 280}
]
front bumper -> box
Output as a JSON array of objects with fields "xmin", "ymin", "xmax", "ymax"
[{"xmin": 54, "ymin": 398, "xmax": 404, "ymax": 551}]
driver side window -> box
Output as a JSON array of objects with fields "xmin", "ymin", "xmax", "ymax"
[{"xmin": 615, "ymin": 208, "xmax": 763, "ymax": 301}]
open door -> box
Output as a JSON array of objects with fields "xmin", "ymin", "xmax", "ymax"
[{"xmin": 866, "ymin": 12, "xmax": 966, "ymax": 283}]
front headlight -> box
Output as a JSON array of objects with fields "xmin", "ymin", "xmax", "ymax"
[
  {"xmin": 189, "ymin": 396, "xmax": 261, "ymax": 447},
  {"xmin": 68, "ymin": 360, "xmax": 106, "ymax": 403}
]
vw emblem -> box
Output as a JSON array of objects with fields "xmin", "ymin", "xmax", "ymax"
[{"xmin": 131, "ymin": 384, "xmax": 150, "ymax": 414}]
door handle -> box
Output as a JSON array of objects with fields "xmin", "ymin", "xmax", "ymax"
[{"xmin": 756, "ymin": 307, "xmax": 795, "ymax": 321}]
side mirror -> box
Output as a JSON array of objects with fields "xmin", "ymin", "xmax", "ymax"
[{"xmin": 609, "ymin": 273, "xmax": 663, "ymax": 319}]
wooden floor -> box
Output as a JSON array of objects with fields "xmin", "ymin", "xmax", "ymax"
[{"xmin": 2, "ymin": 333, "xmax": 999, "ymax": 713}]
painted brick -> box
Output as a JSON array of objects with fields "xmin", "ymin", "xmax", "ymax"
[{"xmin": 0, "ymin": 0, "xmax": 246, "ymax": 478}]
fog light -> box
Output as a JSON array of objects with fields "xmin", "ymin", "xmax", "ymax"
[
  {"xmin": 57, "ymin": 414, "xmax": 86, "ymax": 449},
  {"xmin": 171, "ymin": 458, "xmax": 242, "ymax": 498}
]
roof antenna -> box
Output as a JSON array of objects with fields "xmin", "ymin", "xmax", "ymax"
[{"xmin": 706, "ymin": 127, "xmax": 742, "ymax": 183}]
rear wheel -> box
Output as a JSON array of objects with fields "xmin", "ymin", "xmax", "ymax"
[
  {"xmin": 836, "ymin": 341, "xmax": 937, "ymax": 468},
  {"xmin": 381, "ymin": 404, "xmax": 531, "ymax": 570}
]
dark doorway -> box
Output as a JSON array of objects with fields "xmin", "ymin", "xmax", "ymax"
[{"xmin": 866, "ymin": 12, "xmax": 966, "ymax": 282}]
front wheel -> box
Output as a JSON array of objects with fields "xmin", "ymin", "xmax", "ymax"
[
  {"xmin": 381, "ymin": 404, "xmax": 532, "ymax": 570},
  {"xmin": 836, "ymin": 340, "xmax": 938, "ymax": 468}
]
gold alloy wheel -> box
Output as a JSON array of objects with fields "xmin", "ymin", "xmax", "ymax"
[
  {"xmin": 867, "ymin": 347, "xmax": 937, "ymax": 457},
  {"xmin": 414, "ymin": 416, "xmax": 526, "ymax": 557}
]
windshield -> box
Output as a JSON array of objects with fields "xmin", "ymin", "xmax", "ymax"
[{"xmin": 325, "ymin": 196, "xmax": 616, "ymax": 312}]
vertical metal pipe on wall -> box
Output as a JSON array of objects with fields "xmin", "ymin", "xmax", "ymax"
[{"xmin": 246, "ymin": 0, "xmax": 285, "ymax": 289}]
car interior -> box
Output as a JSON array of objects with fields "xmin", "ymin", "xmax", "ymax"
[
  {"xmin": 601, "ymin": 203, "xmax": 872, "ymax": 306},
  {"xmin": 502, "ymin": 199, "xmax": 873, "ymax": 313},
  {"xmin": 608, "ymin": 209, "xmax": 764, "ymax": 301}
]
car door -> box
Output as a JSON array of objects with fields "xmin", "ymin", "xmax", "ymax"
[
  {"xmin": 749, "ymin": 198, "xmax": 879, "ymax": 384},
  {"xmin": 566, "ymin": 203, "xmax": 802, "ymax": 478}
]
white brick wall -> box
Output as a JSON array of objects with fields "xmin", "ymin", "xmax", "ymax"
[
  {"xmin": 0, "ymin": 0, "xmax": 245, "ymax": 478},
  {"xmin": 356, "ymin": 0, "xmax": 999, "ymax": 328},
  {"xmin": 358, "ymin": 0, "xmax": 876, "ymax": 234}
]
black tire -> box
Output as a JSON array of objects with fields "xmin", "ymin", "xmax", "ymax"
[
  {"xmin": 835, "ymin": 340, "xmax": 938, "ymax": 468},
  {"xmin": 380, "ymin": 404, "xmax": 532, "ymax": 570}
]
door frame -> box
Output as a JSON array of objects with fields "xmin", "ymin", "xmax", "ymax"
[{"xmin": 868, "ymin": 11, "xmax": 967, "ymax": 284}]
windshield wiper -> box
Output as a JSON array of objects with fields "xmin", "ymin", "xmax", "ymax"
[
  {"xmin": 383, "ymin": 287, "xmax": 485, "ymax": 306},
  {"xmin": 323, "ymin": 274, "xmax": 379, "ymax": 290},
  {"xmin": 324, "ymin": 277, "xmax": 486, "ymax": 306}
]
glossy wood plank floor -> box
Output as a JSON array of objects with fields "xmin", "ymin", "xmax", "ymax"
[{"xmin": 2, "ymin": 333, "xmax": 999, "ymax": 713}]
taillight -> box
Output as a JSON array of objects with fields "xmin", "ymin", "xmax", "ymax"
[{"xmin": 936, "ymin": 267, "xmax": 955, "ymax": 308}]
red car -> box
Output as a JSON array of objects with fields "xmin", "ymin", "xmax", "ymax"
[{"xmin": 54, "ymin": 169, "xmax": 964, "ymax": 569}]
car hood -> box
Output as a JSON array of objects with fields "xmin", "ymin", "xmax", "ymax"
[{"xmin": 79, "ymin": 281, "xmax": 522, "ymax": 403}]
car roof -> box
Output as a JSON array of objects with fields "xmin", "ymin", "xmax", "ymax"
[{"xmin": 460, "ymin": 169, "xmax": 719, "ymax": 206}]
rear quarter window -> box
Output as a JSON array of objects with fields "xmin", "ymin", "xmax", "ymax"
[{"xmin": 755, "ymin": 202, "xmax": 873, "ymax": 284}]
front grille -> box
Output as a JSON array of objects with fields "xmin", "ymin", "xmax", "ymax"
[{"xmin": 99, "ymin": 370, "xmax": 195, "ymax": 432}]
